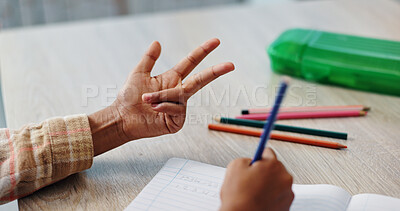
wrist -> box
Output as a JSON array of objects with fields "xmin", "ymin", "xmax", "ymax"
[{"xmin": 88, "ymin": 105, "xmax": 129, "ymax": 156}]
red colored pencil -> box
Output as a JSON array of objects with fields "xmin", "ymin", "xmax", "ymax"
[
  {"xmin": 236, "ymin": 110, "xmax": 366, "ymax": 120},
  {"xmin": 241, "ymin": 105, "xmax": 370, "ymax": 114},
  {"xmin": 208, "ymin": 124, "xmax": 347, "ymax": 149}
]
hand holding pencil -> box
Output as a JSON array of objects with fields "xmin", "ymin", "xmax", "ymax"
[
  {"xmin": 220, "ymin": 78, "xmax": 293, "ymax": 211},
  {"xmin": 220, "ymin": 148, "xmax": 294, "ymax": 211}
]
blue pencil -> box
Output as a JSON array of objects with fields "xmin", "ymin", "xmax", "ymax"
[{"xmin": 251, "ymin": 77, "xmax": 289, "ymax": 164}]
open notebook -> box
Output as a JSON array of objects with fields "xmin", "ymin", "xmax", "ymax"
[{"xmin": 125, "ymin": 158, "xmax": 400, "ymax": 211}]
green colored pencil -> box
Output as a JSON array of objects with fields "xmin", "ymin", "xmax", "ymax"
[{"xmin": 215, "ymin": 117, "xmax": 348, "ymax": 140}]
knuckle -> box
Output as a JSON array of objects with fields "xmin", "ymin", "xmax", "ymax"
[
  {"xmin": 275, "ymin": 160, "xmax": 285, "ymax": 169},
  {"xmin": 200, "ymin": 45, "xmax": 209, "ymax": 54},
  {"xmin": 239, "ymin": 157, "xmax": 251, "ymax": 164},
  {"xmin": 186, "ymin": 54, "xmax": 198, "ymax": 65},
  {"xmin": 230, "ymin": 158, "xmax": 249, "ymax": 167},
  {"xmin": 194, "ymin": 74, "xmax": 204, "ymax": 85},
  {"xmin": 178, "ymin": 88, "xmax": 190, "ymax": 102},
  {"xmin": 282, "ymin": 173, "xmax": 293, "ymax": 189},
  {"xmin": 178, "ymin": 87, "xmax": 186, "ymax": 96},
  {"xmin": 257, "ymin": 159, "xmax": 283, "ymax": 174},
  {"xmin": 157, "ymin": 92, "xmax": 168, "ymax": 101},
  {"xmin": 173, "ymin": 70, "xmax": 184, "ymax": 79},
  {"xmin": 210, "ymin": 66, "xmax": 218, "ymax": 77},
  {"xmin": 264, "ymin": 158, "xmax": 279, "ymax": 168},
  {"xmin": 288, "ymin": 174, "xmax": 293, "ymax": 184},
  {"xmin": 289, "ymin": 191, "xmax": 295, "ymax": 202},
  {"xmin": 145, "ymin": 53, "xmax": 157, "ymax": 61}
]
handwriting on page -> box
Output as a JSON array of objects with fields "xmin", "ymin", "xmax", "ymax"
[{"xmin": 125, "ymin": 158, "xmax": 226, "ymax": 211}]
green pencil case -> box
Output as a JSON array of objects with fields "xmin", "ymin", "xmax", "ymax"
[{"xmin": 267, "ymin": 28, "xmax": 400, "ymax": 96}]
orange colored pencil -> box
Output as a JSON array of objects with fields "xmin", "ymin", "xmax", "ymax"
[{"xmin": 208, "ymin": 124, "xmax": 347, "ymax": 149}]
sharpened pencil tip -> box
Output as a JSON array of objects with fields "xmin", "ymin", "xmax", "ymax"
[
  {"xmin": 363, "ymin": 106, "xmax": 371, "ymax": 111},
  {"xmin": 360, "ymin": 111, "xmax": 367, "ymax": 116},
  {"xmin": 281, "ymin": 76, "xmax": 291, "ymax": 84},
  {"xmin": 213, "ymin": 116, "xmax": 221, "ymax": 122}
]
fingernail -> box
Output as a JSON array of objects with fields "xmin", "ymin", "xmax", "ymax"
[
  {"xmin": 214, "ymin": 62, "xmax": 234, "ymax": 72},
  {"xmin": 142, "ymin": 93, "xmax": 152, "ymax": 102},
  {"xmin": 151, "ymin": 103, "xmax": 160, "ymax": 108}
]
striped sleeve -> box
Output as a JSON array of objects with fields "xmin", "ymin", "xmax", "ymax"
[{"xmin": 0, "ymin": 114, "xmax": 94, "ymax": 204}]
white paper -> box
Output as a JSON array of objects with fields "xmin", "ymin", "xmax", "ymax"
[
  {"xmin": 125, "ymin": 158, "xmax": 400, "ymax": 211},
  {"xmin": 125, "ymin": 158, "xmax": 225, "ymax": 211},
  {"xmin": 347, "ymin": 193, "xmax": 400, "ymax": 211},
  {"xmin": 0, "ymin": 200, "xmax": 18, "ymax": 211},
  {"xmin": 291, "ymin": 184, "xmax": 351, "ymax": 211}
]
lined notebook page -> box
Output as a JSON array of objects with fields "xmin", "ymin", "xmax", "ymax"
[
  {"xmin": 347, "ymin": 194, "xmax": 400, "ymax": 211},
  {"xmin": 125, "ymin": 158, "xmax": 225, "ymax": 211}
]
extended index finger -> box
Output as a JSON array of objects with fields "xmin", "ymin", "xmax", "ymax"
[{"xmin": 171, "ymin": 38, "xmax": 220, "ymax": 79}]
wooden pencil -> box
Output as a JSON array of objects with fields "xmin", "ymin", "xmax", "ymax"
[
  {"xmin": 215, "ymin": 117, "xmax": 348, "ymax": 140},
  {"xmin": 241, "ymin": 105, "xmax": 370, "ymax": 114},
  {"xmin": 236, "ymin": 110, "xmax": 366, "ymax": 120},
  {"xmin": 208, "ymin": 124, "xmax": 347, "ymax": 149}
]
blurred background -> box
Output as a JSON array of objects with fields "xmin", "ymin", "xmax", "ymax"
[{"xmin": 0, "ymin": 0, "xmax": 307, "ymax": 30}]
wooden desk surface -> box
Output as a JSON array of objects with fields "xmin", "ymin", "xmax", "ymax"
[{"xmin": 1, "ymin": 0, "xmax": 400, "ymax": 210}]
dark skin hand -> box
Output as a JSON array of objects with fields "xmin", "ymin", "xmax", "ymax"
[
  {"xmin": 220, "ymin": 148, "xmax": 294, "ymax": 211},
  {"xmin": 88, "ymin": 38, "xmax": 235, "ymax": 156}
]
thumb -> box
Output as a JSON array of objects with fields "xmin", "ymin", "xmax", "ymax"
[
  {"xmin": 262, "ymin": 147, "xmax": 277, "ymax": 160},
  {"xmin": 151, "ymin": 102, "xmax": 186, "ymax": 116}
]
